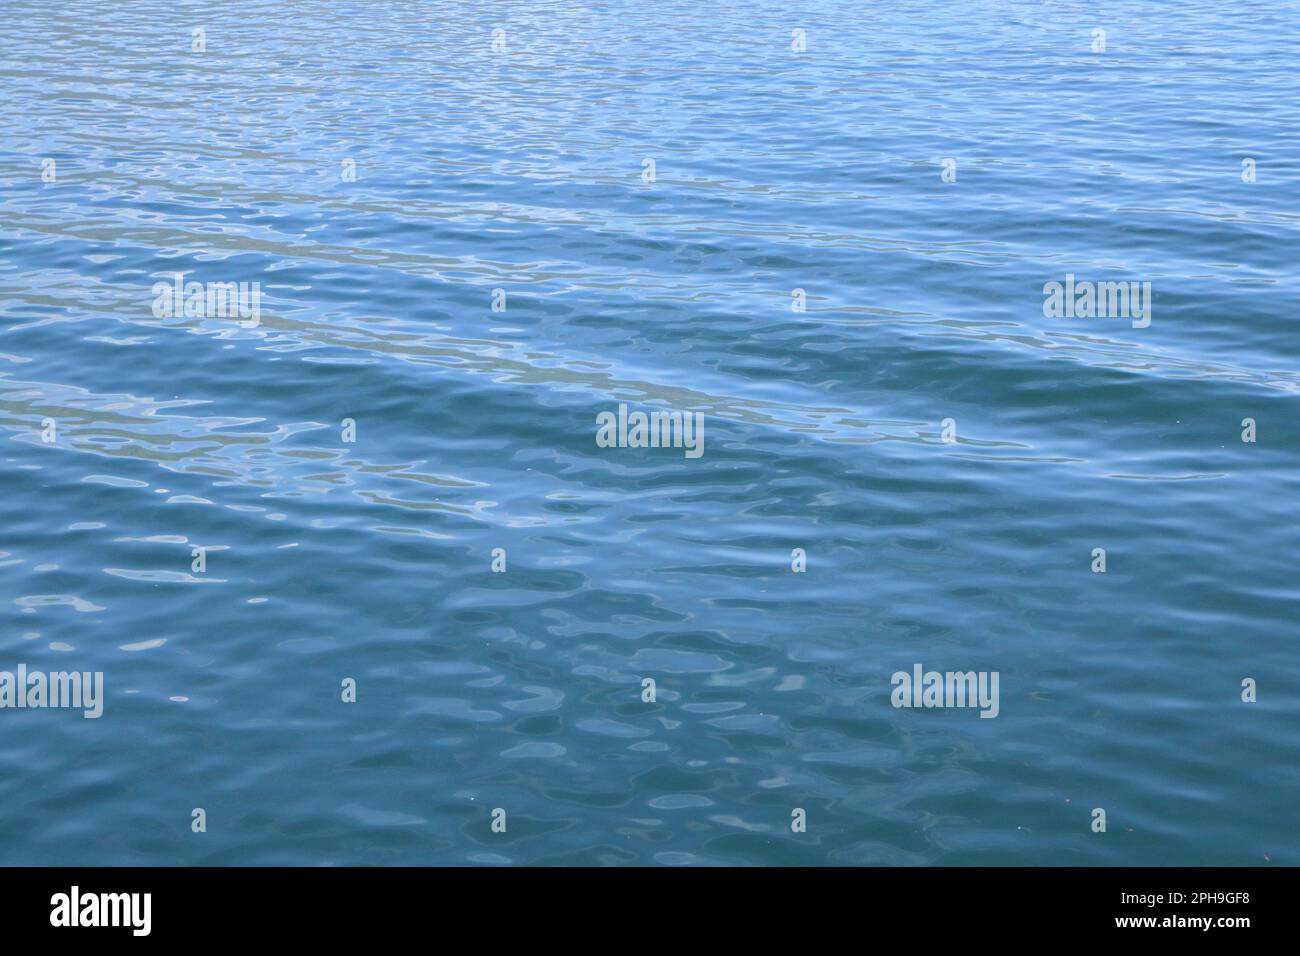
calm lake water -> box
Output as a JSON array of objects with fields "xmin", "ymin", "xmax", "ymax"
[{"xmin": 2, "ymin": 0, "xmax": 1297, "ymax": 865}]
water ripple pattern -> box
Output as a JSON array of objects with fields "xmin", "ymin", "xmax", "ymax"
[{"xmin": 1, "ymin": 0, "xmax": 1297, "ymax": 865}]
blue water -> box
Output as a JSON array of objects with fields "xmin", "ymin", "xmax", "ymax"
[{"xmin": 2, "ymin": 0, "xmax": 1298, "ymax": 866}]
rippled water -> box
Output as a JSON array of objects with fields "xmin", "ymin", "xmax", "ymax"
[{"xmin": 2, "ymin": 0, "xmax": 1298, "ymax": 866}]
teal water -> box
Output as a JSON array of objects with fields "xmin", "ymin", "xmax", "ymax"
[{"xmin": 2, "ymin": 0, "xmax": 1298, "ymax": 866}]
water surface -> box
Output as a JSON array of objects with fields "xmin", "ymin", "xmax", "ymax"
[{"xmin": 1, "ymin": 0, "xmax": 1297, "ymax": 865}]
